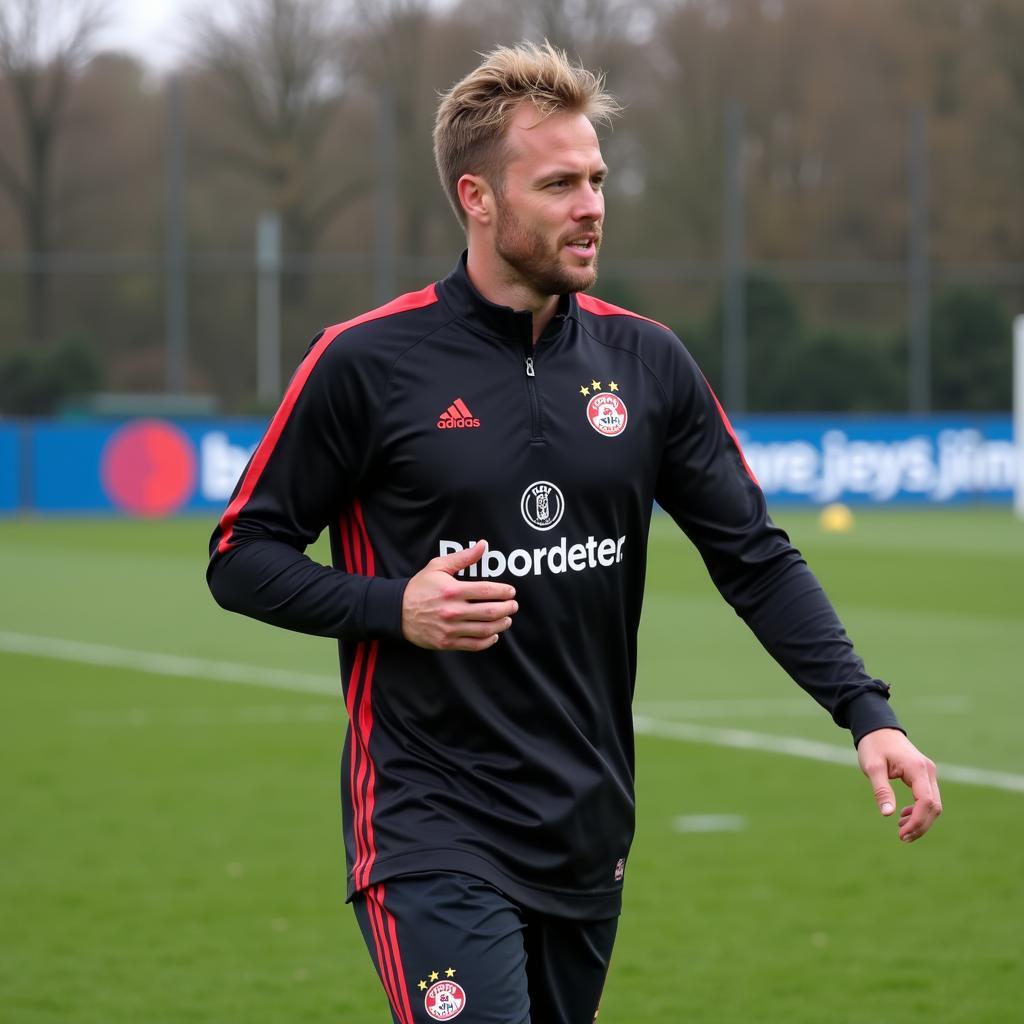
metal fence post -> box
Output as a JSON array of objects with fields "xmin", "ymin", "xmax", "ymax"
[
  {"xmin": 908, "ymin": 108, "xmax": 930, "ymax": 413},
  {"xmin": 722, "ymin": 101, "xmax": 747, "ymax": 413},
  {"xmin": 374, "ymin": 85, "xmax": 397, "ymax": 306},
  {"xmin": 256, "ymin": 211, "xmax": 282, "ymax": 404},
  {"xmin": 1014, "ymin": 315, "xmax": 1024, "ymax": 519},
  {"xmin": 164, "ymin": 74, "xmax": 188, "ymax": 394}
]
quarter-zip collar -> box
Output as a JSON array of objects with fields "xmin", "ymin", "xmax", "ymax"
[{"xmin": 438, "ymin": 251, "xmax": 576, "ymax": 347}]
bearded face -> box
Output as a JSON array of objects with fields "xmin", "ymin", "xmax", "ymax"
[
  {"xmin": 469, "ymin": 107, "xmax": 607, "ymax": 306},
  {"xmin": 494, "ymin": 195, "xmax": 601, "ymax": 297}
]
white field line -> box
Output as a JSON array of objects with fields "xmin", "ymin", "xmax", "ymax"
[
  {"xmin": 75, "ymin": 704, "xmax": 341, "ymax": 727},
  {"xmin": 635, "ymin": 696, "xmax": 971, "ymax": 718},
  {"xmin": 0, "ymin": 630, "xmax": 338, "ymax": 696},
  {"xmin": 3, "ymin": 630, "xmax": 1023, "ymax": 795},
  {"xmin": 632, "ymin": 715, "xmax": 1024, "ymax": 794},
  {"xmin": 673, "ymin": 814, "xmax": 747, "ymax": 833}
]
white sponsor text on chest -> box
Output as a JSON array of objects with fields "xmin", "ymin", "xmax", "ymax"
[{"xmin": 439, "ymin": 535, "xmax": 627, "ymax": 578}]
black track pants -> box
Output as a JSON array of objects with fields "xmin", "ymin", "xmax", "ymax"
[{"xmin": 352, "ymin": 871, "xmax": 618, "ymax": 1024}]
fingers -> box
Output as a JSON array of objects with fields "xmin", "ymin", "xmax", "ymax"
[
  {"xmin": 451, "ymin": 633, "xmax": 503, "ymax": 653},
  {"xmin": 432, "ymin": 539, "xmax": 489, "ymax": 575},
  {"xmin": 857, "ymin": 730, "xmax": 942, "ymax": 843},
  {"xmin": 857, "ymin": 731, "xmax": 899, "ymax": 816},
  {"xmin": 457, "ymin": 582, "xmax": 518, "ymax": 601},
  {"xmin": 864, "ymin": 764, "xmax": 897, "ymax": 817},
  {"xmin": 426, "ymin": 615, "xmax": 513, "ymax": 652},
  {"xmin": 897, "ymin": 757, "xmax": 942, "ymax": 843},
  {"xmin": 459, "ymin": 600, "xmax": 519, "ymax": 622},
  {"xmin": 445, "ymin": 617, "xmax": 514, "ymax": 649},
  {"xmin": 402, "ymin": 542, "xmax": 520, "ymax": 652},
  {"xmin": 430, "ymin": 543, "xmax": 518, "ymax": 599},
  {"xmin": 448, "ymin": 616, "xmax": 514, "ymax": 641},
  {"xmin": 426, "ymin": 570, "xmax": 516, "ymax": 604}
]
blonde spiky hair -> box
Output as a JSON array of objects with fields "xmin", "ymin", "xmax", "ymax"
[{"xmin": 433, "ymin": 40, "xmax": 620, "ymax": 227}]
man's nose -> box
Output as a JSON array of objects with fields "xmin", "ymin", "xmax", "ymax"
[{"xmin": 573, "ymin": 184, "xmax": 604, "ymax": 222}]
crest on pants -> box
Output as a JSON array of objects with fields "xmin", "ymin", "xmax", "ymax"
[{"xmin": 424, "ymin": 979, "xmax": 466, "ymax": 1019}]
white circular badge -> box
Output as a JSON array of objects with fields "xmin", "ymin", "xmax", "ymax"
[{"xmin": 520, "ymin": 480, "xmax": 565, "ymax": 531}]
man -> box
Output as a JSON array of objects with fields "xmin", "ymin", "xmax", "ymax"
[{"xmin": 208, "ymin": 41, "xmax": 941, "ymax": 1024}]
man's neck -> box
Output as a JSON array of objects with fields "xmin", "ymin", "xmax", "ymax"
[{"xmin": 465, "ymin": 246, "xmax": 559, "ymax": 345}]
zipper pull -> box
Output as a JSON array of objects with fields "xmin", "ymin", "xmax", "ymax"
[{"xmin": 525, "ymin": 356, "xmax": 535, "ymax": 377}]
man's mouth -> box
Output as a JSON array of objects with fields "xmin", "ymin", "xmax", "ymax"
[{"xmin": 565, "ymin": 235, "xmax": 599, "ymax": 257}]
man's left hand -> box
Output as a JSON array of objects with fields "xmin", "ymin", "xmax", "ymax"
[{"xmin": 857, "ymin": 728, "xmax": 942, "ymax": 843}]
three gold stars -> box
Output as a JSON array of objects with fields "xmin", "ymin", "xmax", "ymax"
[
  {"xmin": 418, "ymin": 968, "xmax": 456, "ymax": 989},
  {"xmin": 579, "ymin": 380, "xmax": 619, "ymax": 397}
]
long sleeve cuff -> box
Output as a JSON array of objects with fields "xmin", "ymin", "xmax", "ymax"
[
  {"xmin": 847, "ymin": 691, "xmax": 904, "ymax": 747},
  {"xmin": 363, "ymin": 576, "xmax": 410, "ymax": 640}
]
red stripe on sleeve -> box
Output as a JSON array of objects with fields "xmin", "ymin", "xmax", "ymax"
[
  {"xmin": 703, "ymin": 379, "xmax": 760, "ymax": 486},
  {"xmin": 334, "ymin": 499, "xmax": 381, "ymax": 892},
  {"xmin": 349, "ymin": 513, "xmax": 365, "ymax": 576},
  {"xmin": 215, "ymin": 283, "xmax": 438, "ymax": 553},
  {"xmin": 350, "ymin": 500, "xmax": 380, "ymax": 888},
  {"xmin": 338, "ymin": 509, "xmax": 369, "ymax": 885},
  {"xmin": 345, "ymin": 640, "xmax": 368, "ymax": 875},
  {"xmin": 338, "ymin": 509, "xmax": 355, "ymax": 577},
  {"xmin": 353, "ymin": 500, "xmax": 375, "ymax": 577},
  {"xmin": 353, "ymin": 640, "xmax": 380, "ymax": 889}
]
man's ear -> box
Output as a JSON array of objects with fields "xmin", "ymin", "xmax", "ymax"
[{"xmin": 457, "ymin": 174, "xmax": 494, "ymax": 226}]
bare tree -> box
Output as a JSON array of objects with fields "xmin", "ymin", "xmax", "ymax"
[
  {"xmin": 0, "ymin": 0, "xmax": 109, "ymax": 346},
  {"xmin": 188, "ymin": 0, "xmax": 366, "ymax": 302},
  {"xmin": 454, "ymin": 0, "xmax": 658, "ymax": 79},
  {"xmin": 342, "ymin": 0, "xmax": 435, "ymax": 258},
  {"xmin": 986, "ymin": 0, "xmax": 1024, "ymax": 256},
  {"xmin": 520, "ymin": 0, "xmax": 652, "ymax": 58}
]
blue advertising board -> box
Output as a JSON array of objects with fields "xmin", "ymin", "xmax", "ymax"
[
  {"xmin": 733, "ymin": 414, "xmax": 1015, "ymax": 506},
  {"xmin": 0, "ymin": 413, "xmax": 1016, "ymax": 515},
  {"xmin": 0, "ymin": 425, "xmax": 21, "ymax": 513},
  {"xmin": 30, "ymin": 419, "xmax": 263, "ymax": 515}
]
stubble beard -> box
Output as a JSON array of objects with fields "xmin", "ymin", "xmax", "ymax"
[{"xmin": 494, "ymin": 201, "xmax": 601, "ymax": 299}]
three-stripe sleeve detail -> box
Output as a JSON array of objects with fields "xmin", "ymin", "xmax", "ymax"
[{"xmin": 339, "ymin": 500, "xmax": 382, "ymax": 893}]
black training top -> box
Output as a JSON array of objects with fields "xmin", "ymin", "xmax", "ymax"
[{"xmin": 207, "ymin": 254, "xmax": 901, "ymax": 919}]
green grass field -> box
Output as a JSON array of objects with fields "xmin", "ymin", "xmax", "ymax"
[{"xmin": 1, "ymin": 508, "xmax": 1022, "ymax": 1023}]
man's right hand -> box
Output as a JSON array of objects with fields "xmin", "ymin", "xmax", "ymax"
[{"xmin": 401, "ymin": 540, "xmax": 518, "ymax": 651}]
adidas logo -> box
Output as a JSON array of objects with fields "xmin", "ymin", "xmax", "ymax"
[{"xmin": 437, "ymin": 398, "xmax": 481, "ymax": 430}]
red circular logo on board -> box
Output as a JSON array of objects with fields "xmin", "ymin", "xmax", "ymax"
[
  {"xmin": 425, "ymin": 980, "xmax": 467, "ymax": 1020},
  {"xmin": 586, "ymin": 392, "xmax": 628, "ymax": 437},
  {"xmin": 100, "ymin": 419, "xmax": 197, "ymax": 517}
]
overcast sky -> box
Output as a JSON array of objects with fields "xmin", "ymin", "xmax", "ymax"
[{"xmin": 97, "ymin": 0, "xmax": 187, "ymax": 70}]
